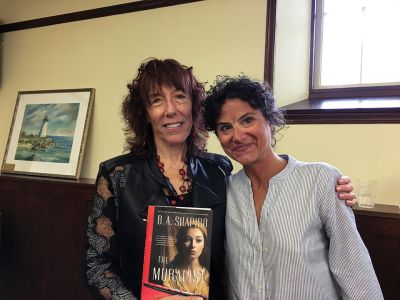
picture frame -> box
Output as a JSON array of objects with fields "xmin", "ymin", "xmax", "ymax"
[{"xmin": 1, "ymin": 88, "xmax": 95, "ymax": 179}]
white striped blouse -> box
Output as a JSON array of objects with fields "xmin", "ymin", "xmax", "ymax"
[{"xmin": 225, "ymin": 155, "xmax": 383, "ymax": 300}]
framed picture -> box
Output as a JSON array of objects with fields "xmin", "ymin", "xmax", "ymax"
[{"xmin": 1, "ymin": 88, "xmax": 95, "ymax": 179}]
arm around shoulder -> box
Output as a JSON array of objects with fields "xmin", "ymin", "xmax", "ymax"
[{"xmin": 319, "ymin": 166, "xmax": 383, "ymax": 299}]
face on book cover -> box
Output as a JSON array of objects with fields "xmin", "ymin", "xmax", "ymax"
[{"xmin": 183, "ymin": 227, "xmax": 205, "ymax": 260}]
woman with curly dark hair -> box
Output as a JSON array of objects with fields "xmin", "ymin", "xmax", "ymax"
[
  {"xmin": 203, "ymin": 75, "xmax": 381, "ymax": 300},
  {"xmin": 204, "ymin": 75, "xmax": 285, "ymax": 148}
]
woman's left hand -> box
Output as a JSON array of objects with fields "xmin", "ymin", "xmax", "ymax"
[{"xmin": 336, "ymin": 176, "xmax": 356, "ymax": 207}]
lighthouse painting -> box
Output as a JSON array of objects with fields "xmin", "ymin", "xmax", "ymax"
[
  {"xmin": 15, "ymin": 103, "xmax": 80, "ymax": 163},
  {"xmin": 2, "ymin": 88, "xmax": 94, "ymax": 178}
]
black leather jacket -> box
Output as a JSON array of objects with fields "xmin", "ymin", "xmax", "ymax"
[{"xmin": 86, "ymin": 152, "xmax": 232, "ymax": 300}]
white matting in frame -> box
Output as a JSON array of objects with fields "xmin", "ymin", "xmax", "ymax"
[{"xmin": 2, "ymin": 88, "xmax": 95, "ymax": 179}]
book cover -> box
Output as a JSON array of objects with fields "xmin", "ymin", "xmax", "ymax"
[{"xmin": 141, "ymin": 205, "xmax": 213, "ymax": 300}]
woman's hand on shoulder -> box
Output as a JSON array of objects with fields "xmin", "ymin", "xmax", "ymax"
[{"xmin": 336, "ymin": 176, "xmax": 356, "ymax": 207}]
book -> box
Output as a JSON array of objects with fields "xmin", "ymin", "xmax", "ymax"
[{"xmin": 141, "ymin": 205, "xmax": 213, "ymax": 300}]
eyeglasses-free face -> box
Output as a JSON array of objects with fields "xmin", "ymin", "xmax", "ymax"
[
  {"xmin": 216, "ymin": 98, "xmax": 273, "ymax": 167},
  {"xmin": 146, "ymin": 85, "xmax": 193, "ymax": 150}
]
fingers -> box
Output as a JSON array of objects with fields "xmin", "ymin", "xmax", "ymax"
[
  {"xmin": 337, "ymin": 176, "xmax": 351, "ymax": 185},
  {"xmin": 337, "ymin": 176, "xmax": 357, "ymax": 208},
  {"xmin": 345, "ymin": 198, "xmax": 357, "ymax": 207},
  {"xmin": 338, "ymin": 191, "xmax": 356, "ymax": 200},
  {"xmin": 336, "ymin": 184, "xmax": 353, "ymax": 193}
]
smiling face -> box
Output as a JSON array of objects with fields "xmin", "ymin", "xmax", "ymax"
[
  {"xmin": 146, "ymin": 85, "xmax": 193, "ymax": 149},
  {"xmin": 216, "ymin": 98, "xmax": 273, "ymax": 167},
  {"xmin": 182, "ymin": 227, "xmax": 205, "ymax": 260}
]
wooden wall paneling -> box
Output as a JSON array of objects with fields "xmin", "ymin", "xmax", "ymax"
[
  {"xmin": 0, "ymin": 174, "xmax": 95, "ymax": 300},
  {"xmin": 51, "ymin": 183, "xmax": 94, "ymax": 299},
  {"xmin": 355, "ymin": 213, "xmax": 400, "ymax": 300},
  {"xmin": 1, "ymin": 175, "xmax": 399, "ymax": 299},
  {"xmin": 0, "ymin": 187, "xmax": 20, "ymax": 299},
  {"xmin": 17, "ymin": 192, "xmax": 54, "ymax": 299}
]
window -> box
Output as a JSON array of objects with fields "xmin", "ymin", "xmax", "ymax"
[
  {"xmin": 310, "ymin": 0, "xmax": 400, "ymax": 98},
  {"xmin": 314, "ymin": 0, "xmax": 400, "ymax": 88},
  {"xmin": 265, "ymin": 0, "xmax": 400, "ymax": 123}
]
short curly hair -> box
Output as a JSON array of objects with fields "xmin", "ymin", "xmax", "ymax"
[
  {"xmin": 121, "ymin": 58, "xmax": 208, "ymax": 158},
  {"xmin": 203, "ymin": 75, "xmax": 285, "ymax": 147}
]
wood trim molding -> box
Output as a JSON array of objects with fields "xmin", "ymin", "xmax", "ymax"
[
  {"xmin": 264, "ymin": 0, "xmax": 276, "ymax": 88},
  {"xmin": 284, "ymin": 108, "xmax": 400, "ymax": 124},
  {"xmin": 309, "ymin": 85, "xmax": 400, "ymax": 100},
  {"xmin": 0, "ymin": 0, "xmax": 204, "ymax": 33},
  {"xmin": 0, "ymin": 172, "xmax": 95, "ymax": 186},
  {"xmin": 354, "ymin": 204, "xmax": 400, "ymax": 219},
  {"xmin": 282, "ymin": 98, "xmax": 400, "ymax": 124}
]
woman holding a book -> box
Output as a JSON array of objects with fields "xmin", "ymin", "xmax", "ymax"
[
  {"xmin": 85, "ymin": 58, "xmax": 232, "ymax": 300},
  {"xmin": 85, "ymin": 58, "xmax": 355, "ymax": 300}
]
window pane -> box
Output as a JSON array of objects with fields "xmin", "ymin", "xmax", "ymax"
[
  {"xmin": 362, "ymin": 1, "xmax": 400, "ymax": 84},
  {"xmin": 320, "ymin": 8, "xmax": 362, "ymax": 86},
  {"xmin": 316, "ymin": 0, "xmax": 400, "ymax": 88}
]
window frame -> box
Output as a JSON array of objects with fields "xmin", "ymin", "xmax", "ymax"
[
  {"xmin": 309, "ymin": 0, "xmax": 400, "ymax": 100},
  {"xmin": 264, "ymin": 0, "xmax": 400, "ymax": 124}
]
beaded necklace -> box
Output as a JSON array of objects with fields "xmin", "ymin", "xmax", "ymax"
[{"xmin": 156, "ymin": 155, "xmax": 192, "ymax": 205}]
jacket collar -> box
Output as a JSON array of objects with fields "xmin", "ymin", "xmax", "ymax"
[
  {"xmin": 189, "ymin": 156, "xmax": 224, "ymax": 208},
  {"xmin": 144, "ymin": 152, "xmax": 224, "ymax": 208}
]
